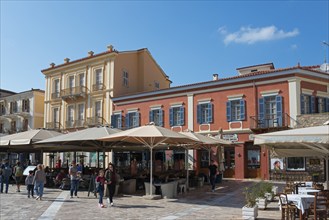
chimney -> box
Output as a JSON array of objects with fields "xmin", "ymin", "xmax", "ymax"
[
  {"xmin": 213, "ymin": 74, "xmax": 219, "ymax": 81},
  {"xmin": 107, "ymin": 45, "xmax": 114, "ymax": 52},
  {"xmin": 49, "ymin": 63, "xmax": 55, "ymax": 68},
  {"xmin": 64, "ymin": 58, "xmax": 70, "ymax": 63},
  {"xmin": 88, "ymin": 51, "xmax": 94, "ymax": 57}
]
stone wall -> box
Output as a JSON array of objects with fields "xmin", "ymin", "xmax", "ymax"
[{"xmin": 296, "ymin": 113, "xmax": 329, "ymax": 128}]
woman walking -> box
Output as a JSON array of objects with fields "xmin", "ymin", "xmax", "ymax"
[
  {"xmin": 105, "ymin": 163, "xmax": 116, "ymax": 206},
  {"xmin": 33, "ymin": 164, "xmax": 46, "ymax": 200}
]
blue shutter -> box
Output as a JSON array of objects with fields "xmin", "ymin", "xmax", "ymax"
[
  {"xmin": 208, "ymin": 103, "xmax": 213, "ymax": 123},
  {"xmin": 111, "ymin": 115, "xmax": 116, "ymax": 128},
  {"xmin": 125, "ymin": 113, "xmax": 130, "ymax": 129},
  {"xmin": 259, "ymin": 98, "xmax": 265, "ymax": 128},
  {"xmin": 326, "ymin": 98, "xmax": 329, "ymax": 112},
  {"xmin": 226, "ymin": 101, "xmax": 231, "ymax": 122},
  {"xmin": 118, "ymin": 114, "xmax": 122, "ymax": 129},
  {"xmin": 301, "ymin": 95, "xmax": 305, "ymax": 114},
  {"xmin": 169, "ymin": 108, "xmax": 173, "ymax": 126},
  {"xmin": 311, "ymin": 96, "xmax": 315, "ymax": 113},
  {"xmin": 180, "ymin": 106, "xmax": 185, "ymax": 126},
  {"xmin": 240, "ymin": 100, "xmax": 245, "ymax": 120},
  {"xmin": 276, "ymin": 96, "xmax": 283, "ymax": 126},
  {"xmin": 135, "ymin": 112, "xmax": 140, "ymax": 127},
  {"xmin": 149, "ymin": 110, "xmax": 153, "ymax": 124},
  {"xmin": 197, "ymin": 104, "xmax": 201, "ymax": 124},
  {"xmin": 159, "ymin": 110, "xmax": 164, "ymax": 127}
]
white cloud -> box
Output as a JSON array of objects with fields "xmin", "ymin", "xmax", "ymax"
[
  {"xmin": 219, "ymin": 25, "xmax": 299, "ymax": 45},
  {"xmin": 291, "ymin": 44, "xmax": 298, "ymax": 50}
]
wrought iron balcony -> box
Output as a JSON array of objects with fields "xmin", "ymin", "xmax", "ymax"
[
  {"xmin": 250, "ymin": 113, "xmax": 291, "ymax": 133},
  {"xmin": 51, "ymin": 92, "xmax": 61, "ymax": 100},
  {"xmin": 86, "ymin": 116, "xmax": 105, "ymax": 127},
  {"xmin": 75, "ymin": 119, "xmax": 85, "ymax": 128},
  {"xmin": 65, "ymin": 120, "xmax": 75, "ymax": 129},
  {"xmin": 92, "ymin": 83, "xmax": 105, "ymax": 92},
  {"xmin": 60, "ymin": 86, "xmax": 87, "ymax": 100},
  {"xmin": 46, "ymin": 122, "xmax": 61, "ymax": 130}
]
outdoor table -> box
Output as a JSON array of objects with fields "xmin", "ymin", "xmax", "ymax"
[
  {"xmin": 298, "ymin": 188, "xmax": 320, "ymax": 195},
  {"xmin": 286, "ymin": 194, "xmax": 314, "ymax": 219}
]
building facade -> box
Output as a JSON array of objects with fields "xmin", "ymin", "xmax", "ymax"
[
  {"xmin": 41, "ymin": 45, "xmax": 171, "ymax": 166},
  {"xmin": 110, "ymin": 63, "xmax": 329, "ymax": 180}
]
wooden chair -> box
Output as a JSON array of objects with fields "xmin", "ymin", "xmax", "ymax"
[
  {"xmin": 279, "ymin": 193, "xmax": 297, "ymax": 220},
  {"xmin": 307, "ymin": 191, "xmax": 329, "ymax": 220}
]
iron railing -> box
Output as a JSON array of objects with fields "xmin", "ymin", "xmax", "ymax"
[{"xmin": 250, "ymin": 113, "xmax": 292, "ymax": 130}]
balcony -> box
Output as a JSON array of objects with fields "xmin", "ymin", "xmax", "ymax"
[
  {"xmin": 86, "ymin": 116, "xmax": 105, "ymax": 127},
  {"xmin": 65, "ymin": 120, "xmax": 75, "ymax": 129},
  {"xmin": 61, "ymin": 86, "xmax": 87, "ymax": 100},
  {"xmin": 92, "ymin": 83, "xmax": 105, "ymax": 92},
  {"xmin": 46, "ymin": 122, "xmax": 61, "ymax": 130},
  {"xmin": 75, "ymin": 119, "xmax": 86, "ymax": 128},
  {"xmin": 250, "ymin": 113, "xmax": 291, "ymax": 133},
  {"xmin": 51, "ymin": 92, "xmax": 61, "ymax": 100}
]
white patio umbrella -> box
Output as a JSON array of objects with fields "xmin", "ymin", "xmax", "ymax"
[
  {"xmin": 0, "ymin": 129, "xmax": 62, "ymax": 151},
  {"xmin": 254, "ymin": 124, "xmax": 329, "ymax": 188},
  {"xmin": 98, "ymin": 124, "xmax": 200, "ymax": 197}
]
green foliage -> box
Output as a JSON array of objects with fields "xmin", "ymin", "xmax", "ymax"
[{"xmin": 243, "ymin": 181, "xmax": 274, "ymax": 207}]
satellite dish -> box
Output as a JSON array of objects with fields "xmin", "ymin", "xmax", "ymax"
[{"xmin": 320, "ymin": 63, "xmax": 329, "ymax": 72}]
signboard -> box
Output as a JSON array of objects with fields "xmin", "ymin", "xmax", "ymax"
[{"xmin": 222, "ymin": 134, "xmax": 238, "ymax": 142}]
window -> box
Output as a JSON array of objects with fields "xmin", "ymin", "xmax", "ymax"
[
  {"xmin": 247, "ymin": 149, "xmax": 260, "ymax": 168},
  {"xmin": 23, "ymin": 119, "xmax": 28, "ymax": 131},
  {"xmin": 301, "ymin": 94, "xmax": 314, "ymax": 114},
  {"xmin": 287, "ymin": 157, "xmax": 305, "ymax": 171},
  {"xmin": 317, "ymin": 97, "xmax": 329, "ymax": 113},
  {"xmin": 53, "ymin": 79, "xmax": 60, "ymax": 98},
  {"xmin": 226, "ymin": 99, "xmax": 245, "ymax": 121},
  {"xmin": 22, "ymin": 99, "xmax": 30, "ymax": 112},
  {"xmin": 79, "ymin": 73, "xmax": 85, "ymax": 86},
  {"xmin": 95, "ymin": 101, "xmax": 102, "ymax": 117},
  {"xmin": 259, "ymin": 95, "xmax": 283, "ymax": 127},
  {"xmin": 197, "ymin": 102, "xmax": 213, "ymax": 124},
  {"xmin": 0, "ymin": 123, "xmax": 3, "ymax": 133},
  {"xmin": 68, "ymin": 75, "xmax": 74, "ymax": 89},
  {"xmin": 169, "ymin": 106, "xmax": 184, "ymax": 126},
  {"xmin": 0, "ymin": 103, "xmax": 6, "ymax": 115},
  {"xmin": 200, "ymin": 150, "xmax": 209, "ymax": 168},
  {"xmin": 149, "ymin": 108, "xmax": 163, "ymax": 126},
  {"xmin": 111, "ymin": 113, "xmax": 122, "ymax": 129},
  {"xmin": 53, "ymin": 108, "xmax": 59, "ymax": 124},
  {"xmin": 154, "ymin": 81, "xmax": 160, "ymax": 90},
  {"xmin": 77, "ymin": 104, "xmax": 84, "ymax": 127},
  {"xmin": 10, "ymin": 101, "xmax": 18, "ymax": 114},
  {"xmin": 67, "ymin": 105, "xmax": 74, "ymax": 128},
  {"xmin": 11, "ymin": 121, "xmax": 16, "ymax": 132},
  {"xmin": 123, "ymin": 70, "xmax": 129, "ymax": 87},
  {"xmin": 95, "ymin": 69, "xmax": 102, "ymax": 85},
  {"xmin": 125, "ymin": 112, "xmax": 140, "ymax": 129}
]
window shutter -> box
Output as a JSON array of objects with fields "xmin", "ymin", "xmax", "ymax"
[
  {"xmin": 226, "ymin": 101, "xmax": 231, "ymax": 122},
  {"xmin": 326, "ymin": 98, "xmax": 329, "ymax": 112},
  {"xmin": 169, "ymin": 108, "xmax": 173, "ymax": 127},
  {"xmin": 240, "ymin": 99, "xmax": 246, "ymax": 120},
  {"xmin": 118, "ymin": 114, "xmax": 122, "ymax": 129},
  {"xmin": 311, "ymin": 96, "xmax": 315, "ymax": 113},
  {"xmin": 197, "ymin": 104, "xmax": 201, "ymax": 124},
  {"xmin": 301, "ymin": 95, "xmax": 305, "ymax": 114},
  {"xmin": 276, "ymin": 96, "xmax": 283, "ymax": 126},
  {"xmin": 111, "ymin": 115, "xmax": 117, "ymax": 128},
  {"xmin": 208, "ymin": 103, "xmax": 213, "ymax": 123},
  {"xmin": 180, "ymin": 106, "xmax": 185, "ymax": 126},
  {"xmin": 149, "ymin": 110, "xmax": 153, "ymax": 124},
  {"xmin": 159, "ymin": 110, "xmax": 164, "ymax": 127},
  {"xmin": 258, "ymin": 98, "xmax": 265, "ymax": 127},
  {"xmin": 125, "ymin": 113, "xmax": 130, "ymax": 129},
  {"xmin": 135, "ymin": 112, "xmax": 140, "ymax": 127}
]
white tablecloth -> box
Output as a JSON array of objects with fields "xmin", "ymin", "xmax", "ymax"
[{"xmin": 286, "ymin": 194, "xmax": 314, "ymax": 214}]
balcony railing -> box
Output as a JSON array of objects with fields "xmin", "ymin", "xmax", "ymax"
[
  {"xmin": 61, "ymin": 86, "xmax": 87, "ymax": 99},
  {"xmin": 86, "ymin": 116, "xmax": 105, "ymax": 127},
  {"xmin": 250, "ymin": 113, "xmax": 291, "ymax": 132},
  {"xmin": 51, "ymin": 92, "xmax": 61, "ymax": 100},
  {"xmin": 75, "ymin": 119, "xmax": 85, "ymax": 128},
  {"xmin": 92, "ymin": 83, "xmax": 105, "ymax": 92},
  {"xmin": 0, "ymin": 110, "xmax": 6, "ymax": 116},
  {"xmin": 46, "ymin": 122, "xmax": 61, "ymax": 130},
  {"xmin": 65, "ymin": 120, "xmax": 75, "ymax": 129}
]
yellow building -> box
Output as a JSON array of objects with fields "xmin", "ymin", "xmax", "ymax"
[{"xmin": 41, "ymin": 45, "xmax": 171, "ymax": 166}]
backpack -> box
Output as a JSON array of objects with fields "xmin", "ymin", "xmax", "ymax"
[{"xmin": 15, "ymin": 166, "xmax": 23, "ymax": 176}]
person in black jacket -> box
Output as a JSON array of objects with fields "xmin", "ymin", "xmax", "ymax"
[{"xmin": 208, "ymin": 160, "xmax": 218, "ymax": 192}]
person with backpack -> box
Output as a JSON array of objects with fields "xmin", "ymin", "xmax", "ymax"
[
  {"xmin": 14, "ymin": 161, "xmax": 23, "ymax": 192},
  {"xmin": 0, "ymin": 159, "xmax": 12, "ymax": 194},
  {"xmin": 105, "ymin": 163, "xmax": 116, "ymax": 206}
]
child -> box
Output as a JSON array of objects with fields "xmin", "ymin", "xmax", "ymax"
[
  {"xmin": 25, "ymin": 170, "xmax": 34, "ymax": 198},
  {"xmin": 95, "ymin": 169, "xmax": 106, "ymax": 208}
]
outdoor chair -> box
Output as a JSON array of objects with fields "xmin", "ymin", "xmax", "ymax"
[
  {"xmin": 307, "ymin": 191, "xmax": 329, "ymax": 219},
  {"xmin": 279, "ymin": 193, "xmax": 297, "ymax": 220}
]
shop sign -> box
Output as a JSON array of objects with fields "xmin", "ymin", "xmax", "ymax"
[{"xmin": 222, "ymin": 134, "xmax": 238, "ymax": 142}]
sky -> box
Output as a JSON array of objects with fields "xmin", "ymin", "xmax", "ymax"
[{"xmin": 1, "ymin": 1, "xmax": 328, "ymax": 93}]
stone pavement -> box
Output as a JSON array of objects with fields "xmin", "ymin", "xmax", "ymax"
[{"xmin": 0, "ymin": 179, "xmax": 283, "ymax": 220}]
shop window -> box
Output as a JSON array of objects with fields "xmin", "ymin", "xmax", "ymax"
[
  {"xmin": 247, "ymin": 149, "xmax": 260, "ymax": 168},
  {"xmin": 287, "ymin": 157, "xmax": 305, "ymax": 171},
  {"xmin": 200, "ymin": 150, "xmax": 209, "ymax": 168}
]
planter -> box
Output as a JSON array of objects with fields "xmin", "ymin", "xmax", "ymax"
[
  {"xmin": 256, "ymin": 197, "xmax": 267, "ymax": 210},
  {"xmin": 242, "ymin": 205, "xmax": 258, "ymax": 220},
  {"xmin": 264, "ymin": 192, "xmax": 273, "ymax": 202}
]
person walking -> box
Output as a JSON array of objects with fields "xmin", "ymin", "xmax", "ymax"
[
  {"xmin": 208, "ymin": 160, "xmax": 218, "ymax": 192},
  {"xmin": 69, "ymin": 161, "xmax": 79, "ymax": 198},
  {"xmin": 0, "ymin": 159, "xmax": 12, "ymax": 194},
  {"xmin": 33, "ymin": 164, "xmax": 47, "ymax": 200},
  {"xmin": 13, "ymin": 161, "xmax": 24, "ymax": 192},
  {"xmin": 95, "ymin": 169, "xmax": 106, "ymax": 208},
  {"xmin": 105, "ymin": 163, "xmax": 116, "ymax": 206},
  {"xmin": 25, "ymin": 170, "xmax": 34, "ymax": 198}
]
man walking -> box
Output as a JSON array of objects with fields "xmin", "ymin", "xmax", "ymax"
[
  {"xmin": 208, "ymin": 160, "xmax": 218, "ymax": 192},
  {"xmin": 0, "ymin": 159, "xmax": 12, "ymax": 194}
]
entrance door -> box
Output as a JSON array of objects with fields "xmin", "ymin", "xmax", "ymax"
[{"xmin": 246, "ymin": 144, "xmax": 261, "ymax": 178}]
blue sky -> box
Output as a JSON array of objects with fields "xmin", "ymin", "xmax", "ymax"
[{"xmin": 1, "ymin": 1, "xmax": 328, "ymax": 92}]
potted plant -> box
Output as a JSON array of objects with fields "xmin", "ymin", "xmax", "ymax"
[
  {"xmin": 255, "ymin": 181, "xmax": 269, "ymax": 210},
  {"xmin": 242, "ymin": 184, "xmax": 258, "ymax": 220},
  {"xmin": 262, "ymin": 181, "xmax": 274, "ymax": 202}
]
